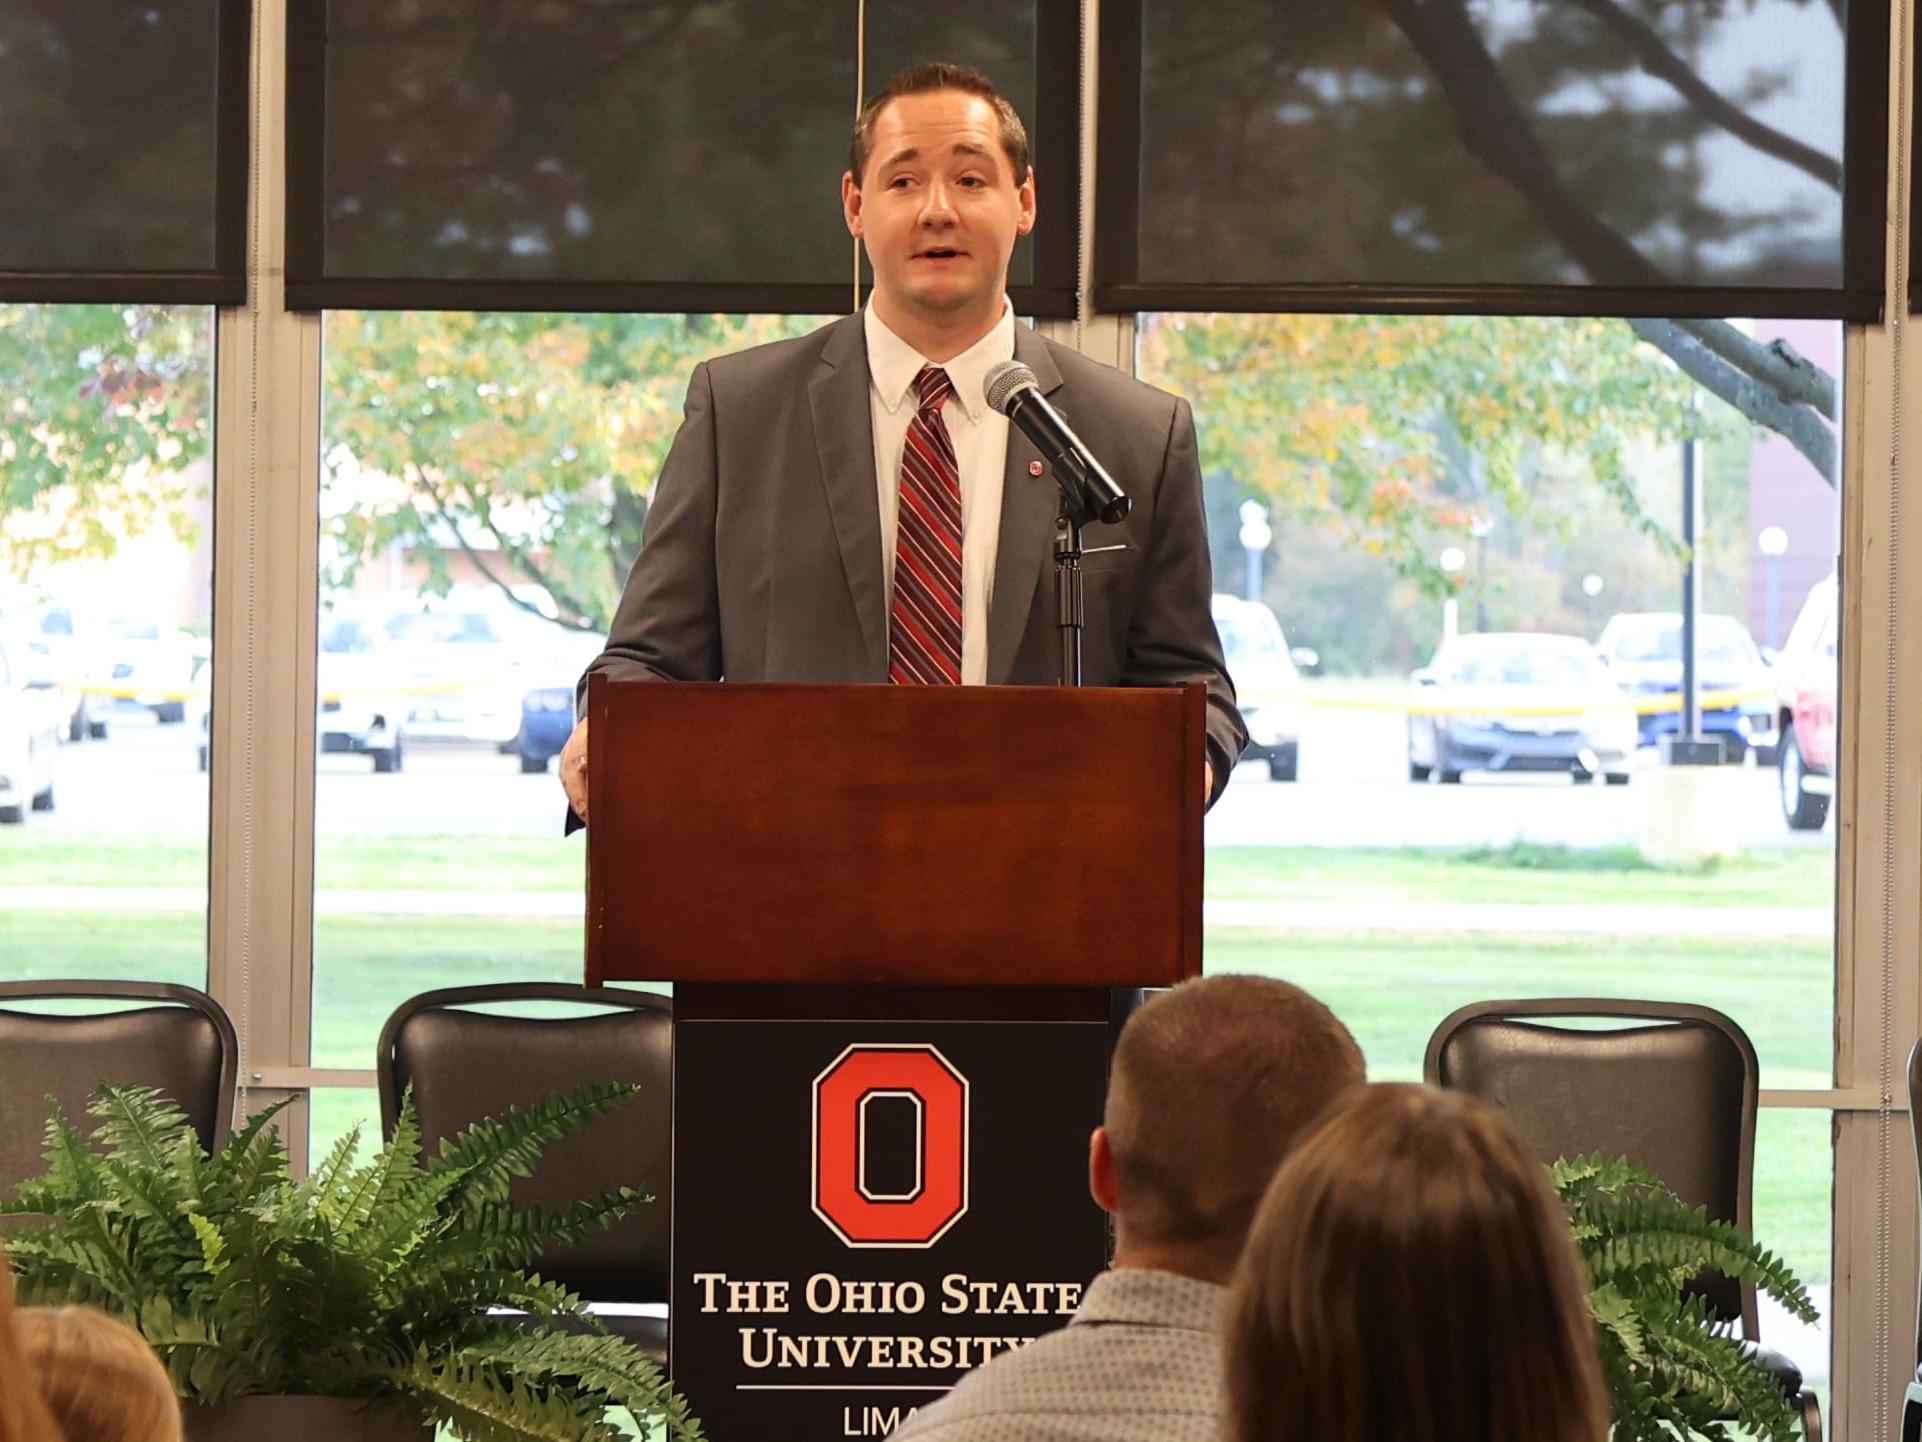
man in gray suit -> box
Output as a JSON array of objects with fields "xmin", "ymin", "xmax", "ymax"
[{"xmin": 561, "ymin": 63, "xmax": 1243, "ymax": 822}]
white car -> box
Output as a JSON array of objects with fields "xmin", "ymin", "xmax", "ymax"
[
  {"xmin": 0, "ymin": 630, "xmax": 60, "ymax": 823},
  {"xmin": 1211, "ymin": 594, "xmax": 1309, "ymax": 781},
  {"xmin": 317, "ymin": 613, "xmax": 409, "ymax": 772},
  {"xmin": 379, "ymin": 601, "xmax": 527, "ymax": 746},
  {"xmin": 1408, "ymin": 632, "xmax": 1638, "ymax": 784}
]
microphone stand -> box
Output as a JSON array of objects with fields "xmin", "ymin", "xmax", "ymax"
[{"xmin": 1048, "ymin": 462, "xmax": 1126, "ymax": 688}]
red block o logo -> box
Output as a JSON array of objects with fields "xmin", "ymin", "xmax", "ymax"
[{"xmin": 812, "ymin": 1045, "xmax": 969, "ymax": 1248}]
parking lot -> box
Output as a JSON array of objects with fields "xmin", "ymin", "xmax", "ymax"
[{"xmin": 9, "ymin": 694, "xmax": 1829, "ymax": 851}]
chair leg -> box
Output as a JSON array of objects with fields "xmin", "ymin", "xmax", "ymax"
[{"xmin": 1794, "ymin": 1387, "xmax": 1821, "ymax": 1442}]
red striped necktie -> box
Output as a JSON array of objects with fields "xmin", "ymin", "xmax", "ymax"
[{"xmin": 889, "ymin": 365, "xmax": 964, "ymax": 685}]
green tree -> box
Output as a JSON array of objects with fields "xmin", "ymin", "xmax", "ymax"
[
  {"xmin": 1143, "ymin": 311, "xmax": 1745, "ymax": 596},
  {"xmin": 0, "ymin": 304, "xmax": 211, "ymax": 574},
  {"xmin": 320, "ymin": 310, "xmax": 817, "ymax": 631}
]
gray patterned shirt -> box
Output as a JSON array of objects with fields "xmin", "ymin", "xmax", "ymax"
[{"xmin": 888, "ymin": 1268, "xmax": 1226, "ymax": 1442}]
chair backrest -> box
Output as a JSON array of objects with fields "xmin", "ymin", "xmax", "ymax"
[
  {"xmin": 377, "ymin": 983, "xmax": 672, "ymax": 1304},
  {"xmin": 0, "ymin": 981, "xmax": 238, "ymax": 1202},
  {"xmin": 1909, "ymin": 1036, "xmax": 1922, "ymax": 1372},
  {"xmin": 1424, "ymin": 997, "xmax": 1757, "ymax": 1335}
]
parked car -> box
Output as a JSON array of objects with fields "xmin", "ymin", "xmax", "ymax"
[
  {"xmin": 1211, "ymin": 594, "xmax": 1309, "ymax": 781},
  {"xmin": 1773, "ymin": 574, "xmax": 1837, "ymax": 831},
  {"xmin": 378, "ymin": 599, "xmax": 527, "ymax": 747},
  {"xmin": 25, "ymin": 603, "xmax": 112, "ymax": 740},
  {"xmin": 92, "ymin": 614, "xmax": 202, "ymax": 724},
  {"xmin": 1407, "ymin": 632, "xmax": 1637, "ymax": 784},
  {"xmin": 317, "ymin": 613, "xmax": 408, "ymax": 772},
  {"xmin": 0, "ymin": 628, "xmax": 60, "ymax": 823},
  {"xmin": 510, "ymin": 630, "xmax": 605, "ymax": 774},
  {"xmin": 1593, "ymin": 611, "xmax": 1777, "ymax": 761}
]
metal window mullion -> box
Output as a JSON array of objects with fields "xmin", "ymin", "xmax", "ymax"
[
  {"xmin": 1042, "ymin": 0, "xmax": 1134, "ymax": 372},
  {"xmin": 1830, "ymin": 0, "xmax": 1922, "ymax": 1417},
  {"xmin": 207, "ymin": 0, "xmax": 322, "ymax": 1176}
]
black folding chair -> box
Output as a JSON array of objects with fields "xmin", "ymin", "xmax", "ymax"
[
  {"xmin": 1426, "ymin": 997, "xmax": 1820, "ymax": 1442},
  {"xmin": 0, "ymin": 980, "xmax": 238, "ymax": 1201},
  {"xmin": 377, "ymin": 983, "xmax": 672, "ymax": 1362}
]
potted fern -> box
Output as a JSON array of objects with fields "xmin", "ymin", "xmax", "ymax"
[
  {"xmin": 1554, "ymin": 1154, "xmax": 1820, "ymax": 1442},
  {"xmin": 2, "ymin": 1082, "xmax": 705, "ymax": 1442}
]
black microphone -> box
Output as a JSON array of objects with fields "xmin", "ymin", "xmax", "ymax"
[{"xmin": 983, "ymin": 361, "xmax": 1131, "ymax": 526}]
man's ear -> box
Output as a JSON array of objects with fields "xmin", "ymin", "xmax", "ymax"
[
  {"xmin": 842, "ymin": 171, "xmax": 864, "ymax": 238},
  {"xmin": 1088, "ymin": 1126, "xmax": 1120, "ymax": 1216},
  {"xmin": 1016, "ymin": 166, "xmax": 1037, "ymax": 237}
]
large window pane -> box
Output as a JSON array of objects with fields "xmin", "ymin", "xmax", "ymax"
[
  {"xmin": 0, "ymin": 304, "xmax": 215, "ymax": 989},
  {"xmin": 1143, "ymin": 305, "xmax": 1839, "ymax": 1379},
  {"xmin": 308, "ymin": 312, "xmax": 822, "ymax": 1088},
  {"xmin": 291, "ymin": 2, "xmax": 1075, "ymax": 310},
  {"xmin": 1105, "ymin": 0, "xmax": 1878, "ymax": 310},
  {"xmin": 0, "ymin": 4, "xmax": 246, "ymax": 298}
]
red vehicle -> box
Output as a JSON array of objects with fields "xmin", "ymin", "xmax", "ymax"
[{"xmin": 1774, "ymin": 574, "xmax": 1837, "ymax": 831}]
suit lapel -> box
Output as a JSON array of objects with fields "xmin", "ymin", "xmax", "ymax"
[
  {"xmin": 988, "ymin": 326, "xmax": 1066, "ymax": 685},
  {"xmin": 809, "ymin": 315, "xmax": 888, "ymax": 678}
]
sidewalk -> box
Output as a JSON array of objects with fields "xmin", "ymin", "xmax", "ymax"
[{"xmin": 0, "ymin": 887, "xmax": 1830, "ymax": 938}]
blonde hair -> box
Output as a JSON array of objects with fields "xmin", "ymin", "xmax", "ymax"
[
  {"xmin": 0, "ymin": 1254, "xmax": 62, "ymax": 1442},
  {"xmin": 1226, "ymin": 1084, "xmax": 1609, "ymax": 1442},
  {"xmin": 13, "ymin": 1306, "xmax": 182, "ymax": 1442},
  {"xmin": 1105, "ymin": 975, "xmax": 1364, "ymax": 1270}
]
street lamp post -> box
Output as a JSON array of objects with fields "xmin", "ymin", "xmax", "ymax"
[
  {"xmin": 1238, "ymin": 499, "xmax": 1273, "ymax": 604},
  {"xmin": 1757, "ymin": 525, "xmax": 1789, "ymax": 650},
  {"xmin": 1582, "ymin": 572, "xmax": 1605, "ymax": 639},
  {"xmin": 1439, "ymin": 546, "xmax": 1466, "ymax": 642},
  {"xmin": 1469, "ymin": 516, "xmax": 1493, "ymax": 631}
]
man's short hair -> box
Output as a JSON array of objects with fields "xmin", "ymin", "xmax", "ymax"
[
  {"xmin": 848, "ymin": 62, "xmax": 1031, "ymax": 186},
  {"xmin": 1105, "ymin": 975, "xmax": 1364, "ymax": 1266}
]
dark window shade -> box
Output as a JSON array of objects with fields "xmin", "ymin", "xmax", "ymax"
[
  {"xmin": 0, "ymin": 1, "xmax": 249, "ymax": 305},
  {"xmin": 1910, "ymin": 16, "xmax": 1920, "ymax": 310},
  {"xmin": 1098, "ymin": 0, "xmax": 1886, "ymax": 320},
  {"xmin": 287, "ymin": 1, "xmax": 1078, "ymax": 316}
]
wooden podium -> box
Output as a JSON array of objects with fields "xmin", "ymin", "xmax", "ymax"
[{"xmin": 583, "ymin": 677, "xmax": 1203, "ymax": 1441}]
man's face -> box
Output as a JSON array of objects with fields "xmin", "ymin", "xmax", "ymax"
[{"xmin": 842, "ymin": 90, "xmax": 1037, "ymax": 326}]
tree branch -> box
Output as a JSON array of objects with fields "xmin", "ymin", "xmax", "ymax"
[
  {"xmin": 1378, "ymin": 0, "xmax": 1672, "ymax": 285},
  {"xmin": 1557, "ymin": 0, "xmax": 1841, "ymax": 192},
  {"xmin": 1627, "ymin": 318, "xmax": 1837, "ymax": 484},
  {"xmin": 409, "ymin": 456, "xmax": 607, "ymax": 631},
  {"xmin": 1667, "ymin": 318, "xmax": 1836, "ymax": 419}
]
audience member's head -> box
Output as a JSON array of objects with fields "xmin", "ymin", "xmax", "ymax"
[
  {"xmin": 1225, "ymin": 1084, "xmax": 1609, "ymax": 1442},
  {"xmin": 0, "ymin": 1255, "xmax": 61, "ymax": 1442},
  {"xmin": 12, "ymin": 1306, "xmax": 181, "ymax": 1442},
  {"xmin": 1094, "ymin": 975, "xmax": 1365, "ymax": 1282}
]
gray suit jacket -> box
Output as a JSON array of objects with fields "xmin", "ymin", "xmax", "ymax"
[{"xmin": 587, "ymin": 313, "xmax": 1246, "ymax": 796}]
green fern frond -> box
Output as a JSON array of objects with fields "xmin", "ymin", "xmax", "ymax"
[
  {"xmin": 91, "ymin": 1083, "xmax": 190, "ymax": 1173},
  {"xmin": 1555, "ymin": 1153, "xmax": 1818, "ymax": 1442},
  {"xmin": 463, "ymin": 1332, "xmax": 706, "ymax": 1442},
  {"xmin": 335, "ymin": 1100, "xmax": 423, "ymax": 1235},
  {"xmin": 398, "ymin": 1351, "xmax": 619, "ymax": 1442},
  {"xmin": 38, "ymin": 1096, "xmax": 107, "ymax": 1201},
  {"xmin": 431, "ymin": 1084, "xmax": 639, "ymax": 1208}
]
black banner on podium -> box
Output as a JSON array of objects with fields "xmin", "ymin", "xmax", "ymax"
[{"xmin": 672, "ymin": 1016, "xmax": 1111, "ymax": 1440}]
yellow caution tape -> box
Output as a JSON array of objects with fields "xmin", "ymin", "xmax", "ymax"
[{"xmin": 1294, "ymin": 686, "xmax": 1777, "ymax": 719}]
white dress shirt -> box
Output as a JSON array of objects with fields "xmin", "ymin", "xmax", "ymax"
[{"xmin": 865, "ymin": 300, "xmax": 1015, "ymax": 687}]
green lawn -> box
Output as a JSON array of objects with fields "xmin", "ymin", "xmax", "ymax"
[
  {"xmin": 0, "ymin": 831, "xmax": 1840, "ymax": 1291},
  {"xmin": 0, "ymin": 832, "xmax": 1834, "ymax": 909}
]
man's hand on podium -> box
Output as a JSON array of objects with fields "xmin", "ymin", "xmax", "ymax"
[
  {"xmin": 561, "ymin": 717, "xmax": 590, "ymax": 824},
  {"xmin": 1204, "ymin": 760, "xmax": 1213, "ymax": 805}
]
